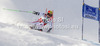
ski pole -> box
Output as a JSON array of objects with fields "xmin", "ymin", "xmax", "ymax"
[{"xmin": 3, "ymin": 8, "xmax": 33, "ymax": 13}]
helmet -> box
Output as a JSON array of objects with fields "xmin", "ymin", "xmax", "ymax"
[
  {"xmin": 48, "ymin": 10, "xmax": 53, "ymax": 14},
  {"xmin": 47, "ymin": 10, "xmax": 53, "ymax": 17}
]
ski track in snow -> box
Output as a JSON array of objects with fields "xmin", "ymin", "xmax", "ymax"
[{"xmin": 0, "ymin": 22, "xmax": 99, "ymax": 46}]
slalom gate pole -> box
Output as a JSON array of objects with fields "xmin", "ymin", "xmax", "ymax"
[{"xmin": 82, "ymin": 0, "xmax": 84, "ymax": 40}]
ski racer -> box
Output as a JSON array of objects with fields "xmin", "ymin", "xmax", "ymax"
[{"xmin": 30, "ymin": 10, "xmax": 53, "ymax": 32}]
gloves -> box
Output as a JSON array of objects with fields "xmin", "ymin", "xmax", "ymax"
[
  {"xmin": 47, "ymin": 28, "xmax": 52, "ymax": 32},
  {"xmin": 33, "ymin": 11, "xmax": 40, "ymax": 15}
]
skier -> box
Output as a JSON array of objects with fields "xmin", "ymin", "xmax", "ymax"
[{"xmin": 30, "ymin": 10, "xmax": 53, "ymax": 32}]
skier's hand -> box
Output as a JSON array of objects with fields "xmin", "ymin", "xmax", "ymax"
[{"xmin": 33, "ymin": 11, "xmax": 40, "ymax": 15}]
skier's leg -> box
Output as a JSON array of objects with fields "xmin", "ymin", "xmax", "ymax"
[
  {"xmin": 36, "ymin": 22, "xmax": 44, "ymax": 31},
  {"xmin": 30, "ymin": 21, "xmax": 44, "ymax": 31}
]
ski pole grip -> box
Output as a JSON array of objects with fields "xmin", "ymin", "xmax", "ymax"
[{"xmin": 32, "ymin": 11, "xmax": 40, "ymax": 15}]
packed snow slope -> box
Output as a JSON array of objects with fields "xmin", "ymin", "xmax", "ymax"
[{"xmin": 0, "ymin": 22, "xmax": 99, "ymax": 46}]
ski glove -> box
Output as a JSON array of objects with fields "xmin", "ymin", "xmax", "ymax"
[
  {"xmin": 33, "ymin": 11, "xmax": 40, "ymax": 15},
  {"xmin": 47, "ymin": 28, "xmax": 52, "ymax": 32}
]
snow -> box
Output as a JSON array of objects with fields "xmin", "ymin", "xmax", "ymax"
[{"xmin": 0, "ymin": 22, "xmax": 98, "ymax": 46}]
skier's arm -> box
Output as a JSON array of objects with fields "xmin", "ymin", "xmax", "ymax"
[{"xmin": 33, "ymin": 11, "xmax": 45, "ymax": 16}]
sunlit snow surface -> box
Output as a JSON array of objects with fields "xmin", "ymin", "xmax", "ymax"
[{"xmin": 0, "ymin": 22, "xmax": 98, "ymax": 46}]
